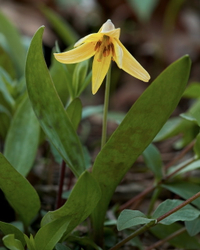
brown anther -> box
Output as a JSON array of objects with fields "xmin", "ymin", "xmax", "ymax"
[
  {"xmin": 94, "ymin": 41, "xmax": 102, "ymax": 52},
  {"xmin": 110, "ymin": 43, "xmax": 115, "ymax": 56}
]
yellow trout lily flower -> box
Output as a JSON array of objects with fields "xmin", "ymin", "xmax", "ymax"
[{"xmin": 54, "ymin": 19, "xmax": 150, "ymax": 94}]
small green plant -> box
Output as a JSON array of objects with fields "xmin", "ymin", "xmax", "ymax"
[{"xmin": 1, "ymin": 6, "xmax": 200, "ymax": 250}]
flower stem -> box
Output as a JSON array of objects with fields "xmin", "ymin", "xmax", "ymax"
[{"xmin": 101, "ymin": 64, "xmax": 111, "ymax": 149}]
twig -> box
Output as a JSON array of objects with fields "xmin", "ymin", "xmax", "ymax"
[{"xmin": 145, "ymin": 227, "xmax": 186, "ymax": 250}]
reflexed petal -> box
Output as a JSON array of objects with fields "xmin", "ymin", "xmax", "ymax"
[
  {"xmin": 114, "ymin": 39, "xmax": 150, "ymax": 82},
  {"xmin": 92, "ymin": 52, "xmax": 112, "ymax": 94},
  {"xmin": 54, "ymin": 43, "xmax": 95, "ymax": 64},
  {"xmin": 74, "ymin": 33, "xmax": 102, "ymax": 47},
  {"xmin": 101, "ymin": 28, "xmax": 120, "ymax": 39}
]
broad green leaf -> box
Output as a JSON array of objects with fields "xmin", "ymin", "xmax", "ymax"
[
  {"xmin": 66, "ymin": 98, "xmax": 82, "ymax": 131},
  {"xmin": 25, "ymin": 26, "xmax": 85, "ymax": 177},
  {"xmin": 4, "ymin": 96, "xmax": 40, "ymax": 176},
  {"xmin": 142, "ymin": 144, "xmax": 163, "ymax": 180},
  {"xmin": 0, "ymin": 11, "xmax": 26, "ymax": 77},
  {"xmin": 0, "ymin": 153, "xmax": 40, "ymax": 226},
  {"xmin": 150, "ymin": 223, "xmax": 200, "ymax": 249},
  {"xmin": 50, "ymin": 56, "xmax": 70, "ymax": 105},
  {"xmin": 91, "ymin": 55, "xmax": 191, "ymax": 232},
  {"xmin": 117, "ymin": 210, "xmax": 155, "ymax": 231},
  {"xmin": 0, "ymin": 222, "xmax": 25, "ymax": 246},
  {"xmin": 194, "ymin": 133, "xmax": 200, "ymax": 158},
  {"xmin": 152, "ymin": 199, "xmax": 200, "ymax": 225},
  {"xmin": 41, "ymin": 171, "xmax": 101, "ymax": 239},
  {"xmin": 3, "ymin": 234, "xmax": 24, "ymax": 250},
  {"xmin": 162, "ymin": 182, "xmax": 200, "ymax": 209},
  {"xmin": 185, "ymin": 216, "xmax": 200, "ymax": 236},
  {"xmin": 40, "ymin": 6, "xmax": 78, "ymax": 45},
  {"xmin": 35, "ymin": 217, "xmax": 70, "ymax": 250},
  {"xmin": 183, "ymin": 82, "xmax": 200, "ymax": 99},
  {"xmin": 127, "ymin": 0, "xmax": 159, "ymax": 21},
  {"xmin": 180, "ymin": 113, "xmax": 200, "ymax": 126},
  {"xmin": 72, "ymin": 60, "xmax": 89, "ymax": 98}
]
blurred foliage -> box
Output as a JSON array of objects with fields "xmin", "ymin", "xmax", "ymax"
[{"xmin": 0, "ymin": 1, "xmax": 200, "ymax": 249}]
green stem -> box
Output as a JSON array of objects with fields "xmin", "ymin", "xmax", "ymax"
[{"xmin": 101, "ymin": 65, "xmax": 111, "ymax": 149}]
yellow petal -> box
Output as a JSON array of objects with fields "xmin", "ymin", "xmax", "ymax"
[
  {"xmin": 101, "ymin": 28, "xmax": 120, "ymax": 39},
  {"xmin": 54, "ymin": 43, "xmax": 95, "ymax": 64},
  {"xmin": 92, "ymin": 52, "xmax": 112, "ymax": 94},
  {"xmin": 113, "ymin": 39, "xmax": 150, "ymax": 82},
  {"xmin": 98, "ymin": 20, "xmax": 120, "ymax": 39},
  {"xmin": 74, "ymin": 33, "xmax": 102, "ymax": 47}
]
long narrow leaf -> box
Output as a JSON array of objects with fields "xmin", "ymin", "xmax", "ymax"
[
  {"xmin": 0, "ymin": 154, "xmax": 40, "ymax": 226},
  {"xmin": 25, "ymin": 26, "xmax": 85, "ymax": 177},
  {"xmin": 91, "ymin": 55, "xmax": 191, "ymax": 233}
]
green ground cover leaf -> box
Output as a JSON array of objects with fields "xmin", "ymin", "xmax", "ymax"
[
  {"xmin": 185, "ymin": 217, "xmax": 200, "ymax": 236},
  {"xmin": 152, "ymin": 199, "xmax": 200, "ymax": 225},
  {"xmin": 151, "ymin": 223, "xmax": 200, "ymax": 249},
  {"xmin": 4, "ymin": 96, "xmax": 40, "ymax": 176},
  {"xmin": 25, "ymin": 26, "xmax": 85, "ymax": 177},
  {"xmin": 117, "ymin": 210, "xmax": 155, "ymax": 230},
  {"xmin": 0, "ymin": 154, "xmax": 40, "ymax": 226},
  {"xmin": 91, "ymin": 55, "xmax": 191, "ymax": 235},
  {"xmin": 162, "ymin": 182, "xmax": 200, "ymax": 208}
]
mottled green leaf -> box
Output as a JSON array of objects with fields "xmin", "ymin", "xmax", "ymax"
[
  {"xmin": 41, "ymin": 171, "xmax": 101, "ymax": 239},
  {"xmin": 25, "ymin": 26, "xmax": 85, "ymax": 177},
  {"xmin": 35, "ymin": 217, "xmax": 70, "ymax": 250},
  {"xmin": 91, "ymin": 55, "xmax": 191, "ymax": 232},
  {"xmin": 0, "ymin": 153, "xmax": 40, "ymax": 226},
  {"xmin": 4, "ymin": 96, "xmax": 40, "ymax": 176},
  {"xmin": 66, "ymin": 98, "xmax": 82, "ymax": 131}
]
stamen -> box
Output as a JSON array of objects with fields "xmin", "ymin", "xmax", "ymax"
[
  {"xmin": 94, "ymin": 41, "xmax": 102, "ymax": 52},
  {"xmin": 110, "ymin": 43, "xmax": 115, "ymax": 57}
]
